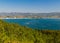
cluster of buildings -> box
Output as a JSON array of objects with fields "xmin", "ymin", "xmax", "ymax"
[
  {"xmin": 0, "ymin": 16, "xmax": 41, "ymax": 19},
  {"xmin": 0, "ymin": 15, "xmax": 60, "ymax": 19}
]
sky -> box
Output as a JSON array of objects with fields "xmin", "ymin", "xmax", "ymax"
[{"xmin": 0, "ymin": 0, "xmax": 60, "ymax": 13}]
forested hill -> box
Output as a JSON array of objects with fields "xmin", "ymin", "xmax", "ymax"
[{"xmin": 0, "ymin": 20, "xmax": 60, "ymax": 43}]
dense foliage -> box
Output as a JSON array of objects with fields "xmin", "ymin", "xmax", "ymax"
[{"xmin": 0, "ymin": 20, "xmax": 60, "ymax": 43}]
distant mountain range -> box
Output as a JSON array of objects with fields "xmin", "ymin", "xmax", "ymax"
[{"xmin": 0, "ymin": 12, "xmax": 60, "ymax": 17}]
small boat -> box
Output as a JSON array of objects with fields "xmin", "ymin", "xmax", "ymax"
[{"xmin": 26, "ymin": 22, "xmax": 30, "ymax": 24}]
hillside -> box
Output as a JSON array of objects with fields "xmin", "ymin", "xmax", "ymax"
[
  {"xmin": 0, "ymin": 20, "xmax": 60, "ymax": 43},
  {"xmin": 0, "ymin": 12, "xmax": 60, "ymax": 16}
]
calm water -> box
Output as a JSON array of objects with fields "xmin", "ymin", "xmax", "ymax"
[{"xmin": 3, "ymin": 19, "xmax": 60, "ymax": 30}]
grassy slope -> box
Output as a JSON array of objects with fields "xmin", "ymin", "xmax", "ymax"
[{"xmin": 0, "ymin": 20, "xmax": 60, "ymax": 43}]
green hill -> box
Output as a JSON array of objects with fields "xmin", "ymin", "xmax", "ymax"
[{"xmin": 0, "ymin": 20, "xmax": 60, "ymax": 43}]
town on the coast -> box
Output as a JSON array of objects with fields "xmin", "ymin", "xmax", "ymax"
[{"xmin": 0, "ymin": 12, "xmax": 60, "ymax": 19}]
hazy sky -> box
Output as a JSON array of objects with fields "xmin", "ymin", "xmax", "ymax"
[{"xmin": 0, "ymin": 0, "xmax": 60, "ymax": 13}]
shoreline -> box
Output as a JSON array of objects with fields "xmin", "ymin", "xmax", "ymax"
[{"xmin": 0, "ymin": 18, "xmax": 60, "ymax": 19}]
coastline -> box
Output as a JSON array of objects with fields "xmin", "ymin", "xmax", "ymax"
[{"xmin": 0, "ymin": 18, "xmax": 60, "ymax": 19}]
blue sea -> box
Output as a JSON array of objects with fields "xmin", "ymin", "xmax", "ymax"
[{"xmin": 3, "ymin": 19, "xmax": 60, "ymax": 30}]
